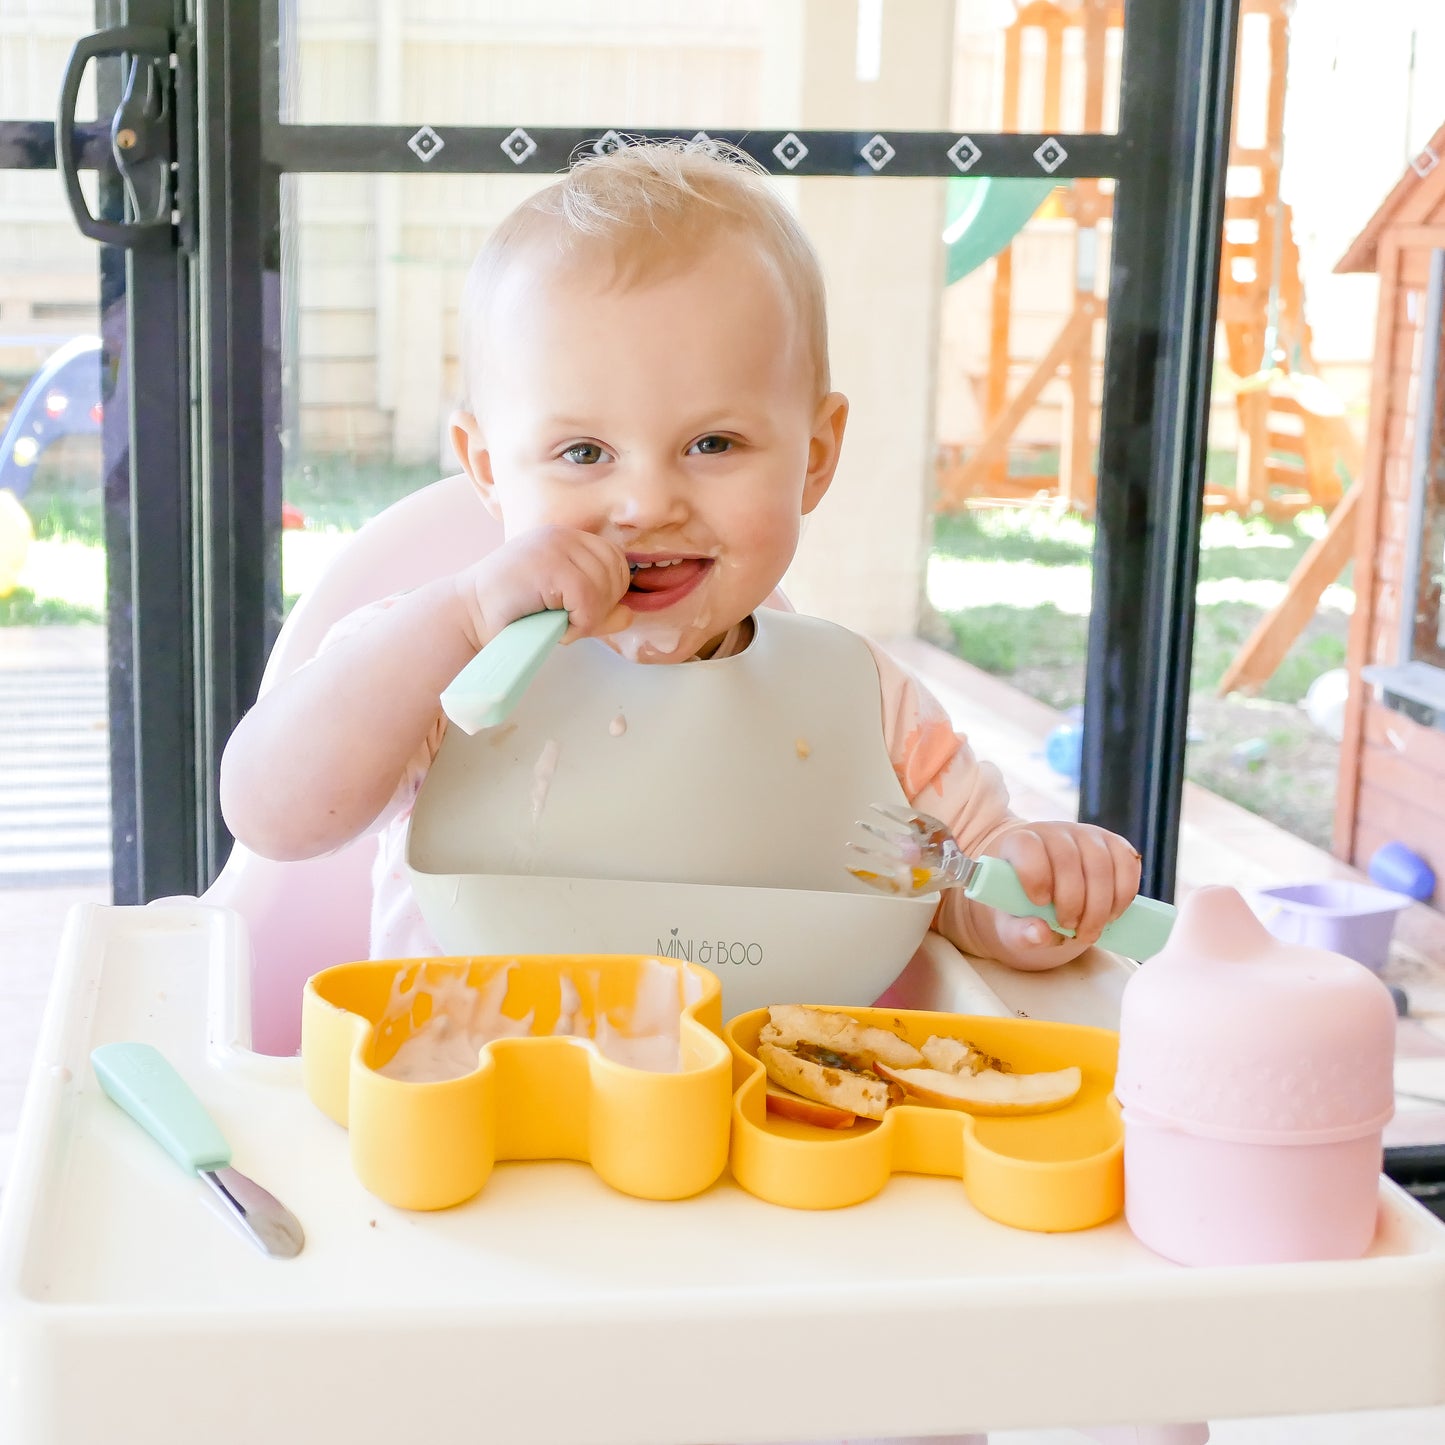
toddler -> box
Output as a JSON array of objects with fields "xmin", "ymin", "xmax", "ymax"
[{"xmin": 219, "ymin": 139, "xmax": 1142, "ymax": 981}]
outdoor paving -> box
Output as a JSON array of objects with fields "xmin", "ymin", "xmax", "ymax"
[{"xmin": 0, "ymin": 624, "xmax": 109, "ymax": 888}]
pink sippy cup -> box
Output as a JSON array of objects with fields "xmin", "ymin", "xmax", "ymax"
[{"xmin": 1114, "ymin": 885, "xmax": 1396, "ymax": 1266}]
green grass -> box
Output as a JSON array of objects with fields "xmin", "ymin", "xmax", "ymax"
[
  {"xmin": 933, "ymin": 505, "xmax": 1093, "ymax": 567},
  {"xmin": 13, "ymin": 439, "xmax": 105, "ymax": 545},
  {"xmin": 947, "ymin": 603, "xmax": 1089, "ymax": 709},
  {"xmin": 284, "ymin": 454, "xmax": 445, "ymax": 531},
  {"xmin": 929, "ymin": 501, "xmax": 1352, "ymax": 848},
  {"xmin": 932, "ymin": 504, "xmax": 1350, "ymax": 703},
  {"xmin": 1189, "ymin": 599, "xmax": 1347, "ymax": 702},
  {"xmin": 0, "ymin": 586, "xmax": 101, "ymax": 625},
  {"xmin": 7, "ymin": 448, "xmax": 449, "ymax": 547},
  {"xmin": 3, "ymin": 451, "xmax": 443, "ymax": 623}
]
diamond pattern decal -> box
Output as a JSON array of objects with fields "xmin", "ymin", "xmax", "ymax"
[
  {"xmin": 593, "ymin": 129, "xmax": 627, "ymax": 156},
  {"xmin": 501, "ymin": 127, "xmax": 537, "ymax": 165},
  {"xmin": 407, "ymin": 125, "xmax": 445, "ymax": 163},
  {"xmin": 773, "ymin": 132, "xmax": 808, "ymax": 170},
  {"xmin": 1413, "ymin": 145, "xmax": 1440, "ymax": 179},
  {"xmin": 1033, "ymin": 136, "xmax": 1068, "ymax": 174},
  {"xmin": 860, "ymin": 134, "xmax": 895, "ymax": 172},
  {"xmin": 947, "ymin": 135, "xmax": 982, "ymax": 172},
  {"xmin": 689, "ymin": 130, "xmax": 718, "ymax": 154}
]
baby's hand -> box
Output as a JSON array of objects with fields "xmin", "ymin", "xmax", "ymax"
[
  {"xmin": 457, "ymin": 526, "xmax": 633, "ymax": 648},
  {"xmin": 984, "ymin": 821, "xmax": 1142, "ymax": 966}
]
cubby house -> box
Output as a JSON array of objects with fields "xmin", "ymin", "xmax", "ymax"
[{"xmin": 1334, "ymin": 119, "xmax": 1445, "ymax": 906}]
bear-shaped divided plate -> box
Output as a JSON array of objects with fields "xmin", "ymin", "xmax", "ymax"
[
  {"xmin": 303, "ymin": 954, "xmax": 731, "ymax": 1210},
  {"xmin": 727, "ymin": 1005, "xmax": 1123, "ymax": 1232}
]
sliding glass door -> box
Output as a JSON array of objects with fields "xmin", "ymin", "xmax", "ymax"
[{"xmin": 8, "ymin": 0, "xmax": 1239, "ymax": 904}]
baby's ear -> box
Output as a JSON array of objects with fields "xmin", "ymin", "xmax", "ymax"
[
  {"xmin": 801, "ymin": 391, "xmax": 848, "ymax": 515},
  {"xmin": 450, "ymin": 409, "xmax": 501, "ymax": 519}
]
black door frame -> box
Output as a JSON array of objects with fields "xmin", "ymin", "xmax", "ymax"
[
  {"xmin": 1, "ymin": 0, "xmax": 202, "ymax": 904},
  {"xmin": 5, "ymin": 0, "xmax": 1240, "ymax": 904}
]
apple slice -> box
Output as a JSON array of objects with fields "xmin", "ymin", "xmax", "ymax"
[
  {"xmin": 921, "ymin": 1034, "xmax": 1009, "ymax": 1076},
  {"xmin": 765, "ymin": 1083, "xmax": 857, "ymax": 1130},
  {"xmin": 760, "ymin": 1005, "xmax": 924, "ymax": 1070},
  {"xmin": 873, "ymin": 1059, "xmax": 1082, "ymax": 1116}
]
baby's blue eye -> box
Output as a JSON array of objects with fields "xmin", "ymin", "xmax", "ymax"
[
  {"xmin": 562, "ymin": 442, "xmax": 606, "ymax": 465},
  {"xmin": 690, "ymin": 435, "xmax": 733, "ymax": 456}
]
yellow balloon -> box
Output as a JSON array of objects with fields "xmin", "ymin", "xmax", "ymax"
[{"xmin": 0, "ymin": 488, "xmax": 34, "ymax": 598}]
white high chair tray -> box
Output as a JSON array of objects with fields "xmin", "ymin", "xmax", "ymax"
[{"xmin": 3, "ymin": 904, "xmax": 1445, "ymax": 1445}]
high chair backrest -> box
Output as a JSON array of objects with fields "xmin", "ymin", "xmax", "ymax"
[{"xmin": 203, "ymin": 474, "xmax": 505, "ymax": 1056}]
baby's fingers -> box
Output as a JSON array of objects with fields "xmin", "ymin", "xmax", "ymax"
[
  {"xmin": 1071, "ymin": 828, "xmax": 1123, "ymax": 942},
  {"xmin": 993, "ymin": 827, "xmax": 1052, "ymax": 904},
  {"xmin": 997, "ymin": 826, "xmax": 1090, "ymax": 929},
  {"xmin": 557, "ymin": 543, "xmax": 631, "ymax": 638},
  {"xmin": 996, "ymin": 911, "xmax": 1073, "ymax": 956},
  {"xmin": 992, "ymin": 829, "xmax": 1070, "ymax": 940}
]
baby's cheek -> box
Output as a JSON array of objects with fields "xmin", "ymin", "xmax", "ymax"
[
  {"xmin": 732, "ymin": 513, "xmax": 800, "ymax": 581},
  {"xmin": 498, "ymin": 478, "xmax": 594, "ymax": 534}
]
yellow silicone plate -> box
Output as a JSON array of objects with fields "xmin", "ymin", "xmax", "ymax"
[
  {"xmin": 726, "ymin": 1005, "xmax": 1123, "ymax": 1231},
  {"xmin": 303, "ymin": 954, "xmax": 732, "ymax": 1210}
]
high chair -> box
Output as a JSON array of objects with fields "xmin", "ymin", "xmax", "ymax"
[
  {"xmin": 2, "ymin": 475, "xmax": 1444, "ymax": 1445},
  {"xmin": 199, "ymin": 471, "xmax": 505, "ymax": 1056},
  {"xmin": 200, "ymin": 471, "xmax": 802, "ymax": 1056}
]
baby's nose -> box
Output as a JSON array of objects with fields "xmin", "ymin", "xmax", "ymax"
[{"xmin": 609, "ymin": 462, "xmax": 689, "ymax": 527}]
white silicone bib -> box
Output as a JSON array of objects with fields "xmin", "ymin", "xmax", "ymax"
[{"xmin": 407, "ymin": 610, "xmax": 935, "ymax": 1016}]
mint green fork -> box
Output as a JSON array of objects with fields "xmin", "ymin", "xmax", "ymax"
[{"xmin": 847, "ymin": 803, "xmax": 1177, "ymax": 960}]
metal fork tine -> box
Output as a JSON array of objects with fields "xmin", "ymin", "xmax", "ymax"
[
  {"xmin": 870, "ymin": 801, "xmax": 925, "ymax": 831},
  {"xmin": 847, "ymin": 801, "xmax": 956, "ymax": 897}
]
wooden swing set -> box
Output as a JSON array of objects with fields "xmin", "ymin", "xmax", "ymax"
[{"xmin": 935, "ymin": 0, "xmax": 1360, "ymax": 696}]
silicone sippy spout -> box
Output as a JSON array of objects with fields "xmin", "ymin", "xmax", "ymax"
[{"xmin": 1115, "ymin": 885, "xmax": 1397, "ymax": 1265}]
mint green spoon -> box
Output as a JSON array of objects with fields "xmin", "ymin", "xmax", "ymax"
[
  {"xmin": 439, "ymin": 609, "xmax": 570, "ymax": 735},
  {"xmin": 91, "ymin": 1042, "xmax": 304, "ymax": 1258}
]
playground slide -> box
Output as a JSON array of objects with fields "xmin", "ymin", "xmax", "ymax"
[{"xmin": 945, "ymin": 175, "xmax": 1059, "ymax": 286}]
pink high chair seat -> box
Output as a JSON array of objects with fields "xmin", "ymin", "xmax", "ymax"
[
  {"xmin": 203, "ymin": 473, "xmax": 791, "ymax": 1055},
  {"xmin": 202, "ymin": 473, "xmax": 504, "ymax": 1055}
]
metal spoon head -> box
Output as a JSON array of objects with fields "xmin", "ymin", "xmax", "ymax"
[{"xmin": 203, "ymin": 1166, "xmax": 305, "ymax": 1259}]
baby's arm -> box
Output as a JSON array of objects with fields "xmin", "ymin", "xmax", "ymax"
[
  {"xmin": 220, "ymin": 526, "xmax": 631, "ymax": 862},
  {"xmin": 868, "ymin": 644, "xmax": 1141, "ymax": 969}
]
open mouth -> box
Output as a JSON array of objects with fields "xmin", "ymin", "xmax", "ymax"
[{"xmin": 626, "ymin": 555, "xmax": 712, "ymax": 613}]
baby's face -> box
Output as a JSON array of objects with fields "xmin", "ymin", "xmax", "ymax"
[{"xmin": 459, "ymin": 239, "xmax": 845, "ymax": 662}]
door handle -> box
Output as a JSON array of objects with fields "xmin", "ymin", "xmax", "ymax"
[{"xmin": 57, "ymin": 25, "xmax": 174, "ymax": 249}]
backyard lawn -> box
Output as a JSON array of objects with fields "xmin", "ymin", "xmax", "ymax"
[
  {"xmin": 928, "ymin": 502, "xmax": 1350, "ymax": 849},
  {"xmin": 3, "ymin": 441, "xmax": 1350, "ymax": 849}
]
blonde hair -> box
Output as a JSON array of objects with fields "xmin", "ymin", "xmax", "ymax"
[{"xmin": 459, "ymin": 139, "xmax": 830, "ymax": 403}]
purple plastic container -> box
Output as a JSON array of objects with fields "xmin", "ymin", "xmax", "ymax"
[{"xmin": 1251, "ymin": 880, "xmax": 1414, "ymax": 974}]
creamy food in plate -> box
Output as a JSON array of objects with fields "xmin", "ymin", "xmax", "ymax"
[{"xmin": 376, "ymin": 958, "xmax": 692, "ymax": 1082}]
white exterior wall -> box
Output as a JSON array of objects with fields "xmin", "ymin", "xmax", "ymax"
[
  {"xmin": 0, "ymin": 2, "xmax": 99, "ymax": 363},
  {"xmin": 774, "ymin": 0, "xmax": 954, "ymax": 636}
]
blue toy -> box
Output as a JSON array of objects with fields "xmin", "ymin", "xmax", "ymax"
[
  {"xmin": 1044, "ymin": 721, "xmax": 1083, "ymax": 784},
  {"xmin": 0, "ymin": 335, "xmax": 102, "ymax": 499},
  {"xmin": 1368, "ymin": 841, "xmax": 1436, "ymax": 903}
]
